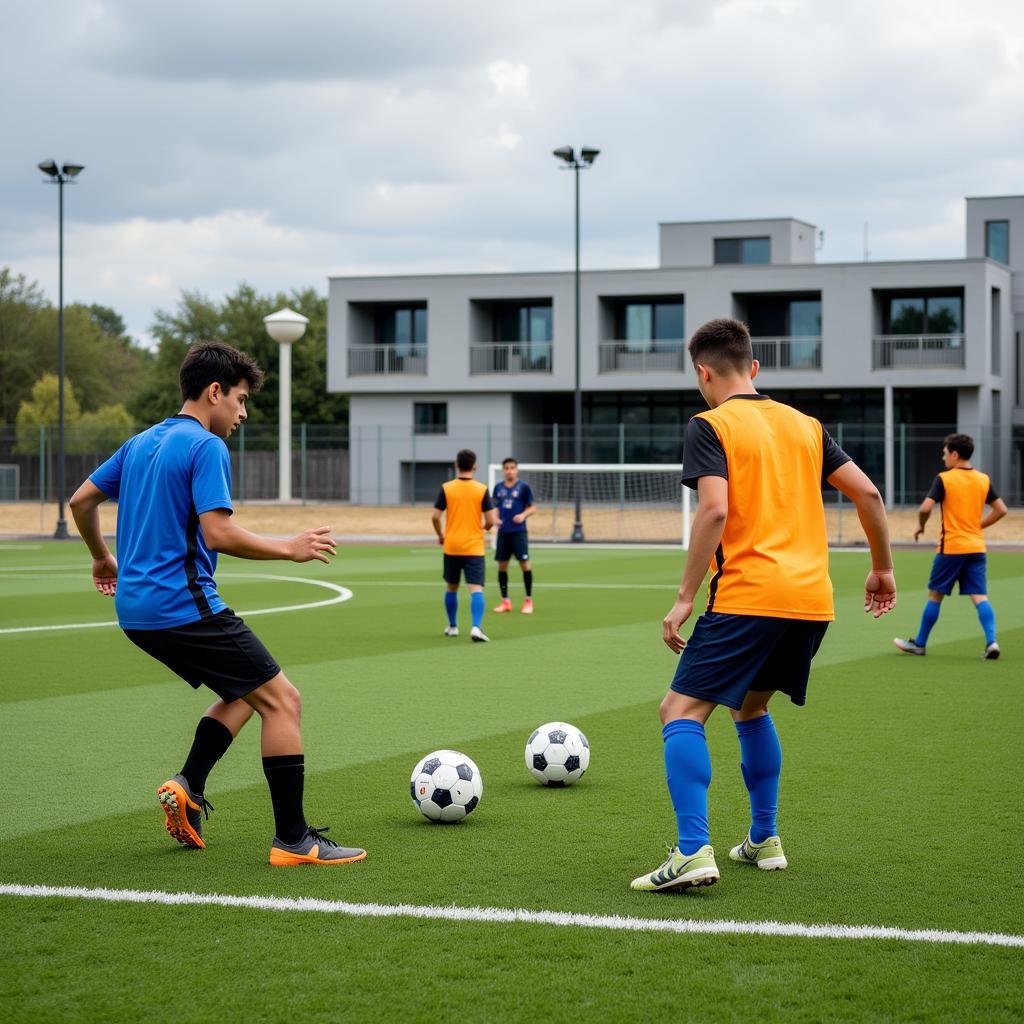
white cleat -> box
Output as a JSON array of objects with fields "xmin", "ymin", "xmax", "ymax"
[
  {"xmin": 470, "ymin": 626, "xmax": 490, "ymax": 643},
  {"xmin": 443, "ymin": 626, "xmax": 459, "ymax": 638},
  {"xmin": 984, "ymin": 642, "xmax": 1001, "ymax": 660}
]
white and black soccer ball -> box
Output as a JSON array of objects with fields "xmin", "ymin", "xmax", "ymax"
[
  {"xmin": 526, "ymin": 722, "xmax": 590, "ymax": 786},
  {"xmin": 410, "ymin": 750, "xmax": 483, "ymax": 822}
]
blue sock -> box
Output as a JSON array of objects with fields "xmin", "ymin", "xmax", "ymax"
[
  {"xmin": 471, "ymin": 591, "xmax": 485, "ymax": 628},
  {"xmin": 735, "ymin": 714, "xmax": 782, "ymax": 843},
  {"xmin": 975, "ymin": 600, "xmax": 997, "ymax": 645},
  {"xmin": 444, "ymin": 591, "xmax": 458, "ymax": 627},
  {"xmin": 914, "ymin": 599, "xmax": 942, "ymax": 647},
  {"xmin": 662, "ymin": 719, "xmax": 711, "ymax": 855}
]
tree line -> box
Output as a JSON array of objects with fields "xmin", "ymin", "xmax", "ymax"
[{"xmin": 0, "ymin": 267, "xmax": 347, "ymax": 452}]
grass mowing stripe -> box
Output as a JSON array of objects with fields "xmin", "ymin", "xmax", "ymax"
[{"xmin": 3, "ymin": 883, "xmax": 1023, "ymax": 948}]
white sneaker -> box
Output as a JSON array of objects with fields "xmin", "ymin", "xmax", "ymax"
[
  {"xmin": 984, "ymin": 642, "xmax": 1000, "ymax": 660},
  {"xmin": 443, "ymin": 626, "xmax": 459, "ymax": 638},
  {"xmin": 470, "ymin": 626, "xmax": 490, "ymax": 643}
]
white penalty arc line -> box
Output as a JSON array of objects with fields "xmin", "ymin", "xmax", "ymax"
[
  {"xmin": 0, "ymin": 883, "xmax": 1020, "ymax": 949},
  {"xmin": 0, "ymin": 574, "xmax": 352, "ymax": 635}
]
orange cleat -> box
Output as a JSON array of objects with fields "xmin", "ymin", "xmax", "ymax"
[
  {"xmin": 520, "ymin": 598, "xmax": 534, "ymax": 614},
  {"xmin": 269, "ymin": 826, "xmax": 367, "ymax": 866},
  {"xmin": 493, "ymin": 598, "xmax": 513, "ymax": 613},
  {"xmin": 157, "ymin": 774, "xmax": 211, "ymax": 849}
]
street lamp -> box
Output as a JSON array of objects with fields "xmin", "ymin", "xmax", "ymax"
[
  {"xmin": 38, "ymin": 159, "xmax": 85, "ymax": 539},
  {"xmin": 553, "ymin": 145, "xmax": 599, "ymax": 542},
  {"xmin": 263, "ymin": 307, "xmax": 309, "ymax": 502}
]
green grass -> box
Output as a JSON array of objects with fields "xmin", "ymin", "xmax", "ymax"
[{"xmin": 1, "ymin": 541, "xmax": 1022, "ymax": 1023}]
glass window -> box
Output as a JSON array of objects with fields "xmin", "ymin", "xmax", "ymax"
[
  {"xmin": 713, "ymin": 238, "xmax": 741, "ymax": 264},
  {"xmin": 376, "ymin": 305, "xmax": 426, "ymax": 353},
  {"xmin": 986, "ymin": 221, "xmax": 1009, "ymax": 264},
  {"xmin": 789, "ymin": 300, "xmax": 821, "ymax": 336},
  {"xmin": 413, "ymin": 402, "xmax": 447, "ymax": 435},
  {"xmin": 624, "ymin": 304, "xmax": 653, "ymax": 343},
  {"xmin": 528, "ymin": 306, "xmax": 552, "ymax": 342},
  {"xmin": 890, "ymin": 298, "xmax": 925, "ymax": 334},
  {"xmin": 926, "ymin": 296, "xmax": 962, "ymax": 334},
  {"xmin": 714, "ymin": 237, "xmax": 770, "ymax": 264},
  {"xmin": 494, "ymin": 303, "xmax": 551, "ymax": 343},
  {"xmin": 653, "ymin": 302, "xmax": 684, "ymax": 340}
]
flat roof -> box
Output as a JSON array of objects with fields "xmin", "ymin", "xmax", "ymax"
[
  {"xmin": 965, "ymin": 195, "xmax": 1024, "ymax": 201},
  {"xmin": 658, "ymin": 217, "xmax": 817, "ymax": 228}
]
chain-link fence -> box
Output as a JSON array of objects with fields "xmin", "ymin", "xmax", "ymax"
[{"xmin": 0, "ymin": 421, "xmax": 1018, "ymax": 507}]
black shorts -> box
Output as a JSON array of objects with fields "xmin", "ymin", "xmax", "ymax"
[
  {"xmin": 442, "ymin": 554, "xmax": 485, "ymax": 586},
  {"xmin": 124, "ymin": 609, "xmax": 281, "ymax": 703},
  {"xmin": 669, "ymin": 612, "xmax": 829, "ymax": 710},
  {"xmin": 495, "ymin": 531, "xmax": 529, "ymax": 562}
]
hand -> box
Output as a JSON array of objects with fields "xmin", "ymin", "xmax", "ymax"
[
  {"xmin": 864, "ymin": 569, "xmax": 897, "ymax": 618},
  {"xmin": 91, "ymin": 554, "xmax": 118, "ymax": 597},
  {"xmin": 913, "ymin": 527, "xmax": 924, "ymax": 542},
  {"xmin": 512, "ymin": 513, "xmax": 526, "ymax": 524},
  {"xmin": 288, "ymin": 526, "xmax": 337, "ymax": 564},
  {"xmin": 437, "ymin": 533, "xmax": 445, "ymax": 546},
  {"xmin": 662, "ymin": 598, "xmax": 693, "ymax": 654}
]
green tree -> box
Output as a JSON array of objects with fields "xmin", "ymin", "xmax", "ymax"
[
  {"xmin": 14, "ymin": 373, "xmax": 82, "ymax": 453},
  {"xmin": 72, "ymin": 404, "xmax": 135, "ymax": 454}
]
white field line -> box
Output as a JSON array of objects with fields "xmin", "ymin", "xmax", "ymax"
[
  {"xmin": 0, "ymin": 883, "xmax": 1021, "ymax": 949},
  {"xmin": 0, "ymin": 574, "xmax": 352, "ymax": 635},
  {"xmin": 344, "ymin": 580, "xmax": 673, "ymax": 590}
]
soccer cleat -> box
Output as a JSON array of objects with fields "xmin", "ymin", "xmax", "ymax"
[
  {"xmin": 520, "ymin": 598, "xmax": 534, "ymax": 614},
  {"xmin": 470, "ymin": 626, "xmax": 490, "ymax": 643},
  {"xmin": 630, "ymin": 844, "xmax": 719, "ymax": 892},
  {"xmin": 269, "ymin": 826, "xmax": 367, "ymax": 866},
  {"xmin": 893, "ymin": 637, "xmax": 926, "ymax": 656},
  {"xmin": 729, "ymin": 833, "xmax": 788, "ymax": 870},
  {"xmin": 443, "ymin": 626, "xmax": 459, "ymax": 637},
  {"xmin": 157, "ymin": 774, "xmax": 213, "ymax": 850},
  {"xmin": 984, "ymin": 642, "xmax": 1001, "ymax": 660},
  {"xmin": 493, "ymin": 598, "xmax": 512, "ymax": 613}
]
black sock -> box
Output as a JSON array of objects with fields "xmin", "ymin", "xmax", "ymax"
[
  {"xmin": 523, "ymin": 570, "xmax": 533, "ymax": 597},
  {"xmin": 498, "ymin": 570, "xmax": 509, "ymax": 598},
  {"xmin": 180, "ymin": 717, "xmax": 233, "ymax": 795},
  {"xmin": 262, "ymin": 754, "xmax": 307, "ymax": 844}
]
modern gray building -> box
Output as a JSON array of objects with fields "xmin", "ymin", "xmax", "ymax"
[{"xmin": 327, "ymin": 195, "xmax": 1023, "ymax": 505}]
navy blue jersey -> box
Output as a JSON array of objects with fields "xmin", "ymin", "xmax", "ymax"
[
  {"xmin": 90, "ymin": 415, "xmax": 233, "ymax": 630},
  {"xmin": 492, "ymin": 480, "xmax": 535, "ymax": 533}
]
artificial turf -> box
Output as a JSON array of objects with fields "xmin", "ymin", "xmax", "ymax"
[{"xmin": 1, "ymin": 540, "xmax": 1022, "ymax": 1023}]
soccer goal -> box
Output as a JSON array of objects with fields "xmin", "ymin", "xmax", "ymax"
[{"xmin": 487, "ymin": 464, "xmax": 692, "ymax": 548}]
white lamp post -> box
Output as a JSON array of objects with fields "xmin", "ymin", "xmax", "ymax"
[{"xmin": 263, "ymin": 307, "xmax": 309, "ymax": 502}]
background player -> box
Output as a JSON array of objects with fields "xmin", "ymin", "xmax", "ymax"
[
  {"xmin": 68, "ymin": 342, "xmax": 366, "ymax": 867},
  {"xmin": 630, "ymin": 318, "xmax": 896, "ymax": 894},
  {"xmin": 432, "ymin": 449, "xmax": 497, "ymax": 642},
  {"xmin": 492, "ymin": 457, "xmax": 537, "ymax": 614},
  {"xmin": 894, "ymin": 433, "xmax": 1007, "ymax": 659}
]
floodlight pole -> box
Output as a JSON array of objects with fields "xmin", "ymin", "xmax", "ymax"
[{"xmin": 263, "ymin": 307, "xmax": 310, "ymax": 502}]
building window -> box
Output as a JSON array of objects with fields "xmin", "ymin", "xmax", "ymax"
[
  {"xmin": 887, "ymin": 295, "xmax": 962, "ymax": 334},
  {"xmin": 991, "ymin": 287, "xmax": 1001, "ymax": 375},
  {"xmin": 375, "ymin": 305, "xmax": 427, "ymax": 354},
  {"xmin": 618, "ymin": 298, "xmax": 685, "ymax": 349},
  {"xmin": 413, "ymin": 402, "xmax": 447, "ymax": 435},
  {"xmin": 714, "ymin": 237, "xmax": 771, "ymax": 265},
  {"xmin": 493, "ymin": 303, "xmax": 552, "ymax": 343},
  {"xmin": 986, "ymin": 220, "xmax": 1009, "ymax": 264}
]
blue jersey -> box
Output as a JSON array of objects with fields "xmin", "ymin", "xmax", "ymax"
[
  {"xmin": 492, "ymin": 480, "xmax": 534, "ymax": 533},
  {"xmin": 90, "ymin": 415, "xmax": 233, "ymax": 630}
]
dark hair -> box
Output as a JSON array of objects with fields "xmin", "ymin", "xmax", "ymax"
[
  {"xmin": 502, "ymin": 457, "xmax": 518, "ymax": 468},
  {"xmin": 944, "ymin": 433, "xmax": 974, "ymax": 460},
  {"xmin": 456, "ymin": 449, "xmax": 477, "ymax": 472},
  {"xmin": 687, "ymin": 318, "xmax": 753, "ymax": 374},
  {"xmin": 179, "ymin": 342, "xmax": 265, "ymax": 402}
]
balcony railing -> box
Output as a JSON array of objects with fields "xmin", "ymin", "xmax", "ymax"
[
  {"xmin": 872, "ymin": 334, "xmax": 965, "ymax": 370},
  {"xmin": 751, "ymin": 336, "xmax": 822, "ymax": 370},
  {"xmin": 348, "ymin": 345, "xmax": 427, "ymax": 376},
  {"xmin": 598, "ymin": 340, "xmax": 687, "ymax": 373},
  {"xmin": 469, "ymin": 342, "xmax": 553, "ymax": 375}
]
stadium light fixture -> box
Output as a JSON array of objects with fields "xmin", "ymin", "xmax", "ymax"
[
  {"xmin": 552, "ymin": 144, "xmax": 601, "ymax": 542},
  {"xmin": 264, "ymin": 307, "xmax": 310, "ymax": 503},
  {"xmin": 37, "ymin": 159, "xmax": 85, "ymax": 539}
]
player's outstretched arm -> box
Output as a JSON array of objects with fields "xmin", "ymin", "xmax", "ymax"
[
  {"xmin": 199, "ymin": 510, "xmax": 336, "ymax": 564},
  {"xmin": 69, "ymin": 479, "xmax": 118, "ymax": 596},
  {"xmin": 827, "ymin": 462, "xmax": 896, "ymax": 617},
  {"xmin": 981, "ymin": 497, "xmax": 1008, "ymax": 530}
]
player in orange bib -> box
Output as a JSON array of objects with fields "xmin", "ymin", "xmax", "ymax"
[
  {"xmin": 894, "ymin": 433, "xmax": 1007, "ymax": 660},
  {"xmin": 431, "ymin": 448, "xmax": 498, "ymax": 642},
  {"xmin": 631, "ymin": 318, "xmax": 896, "ymax": 893}
]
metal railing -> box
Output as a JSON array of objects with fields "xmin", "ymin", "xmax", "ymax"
[
  {"xmin": 598, "ymin": 340, "xmax": 687, "ymax": 373},
  {"xmin": 347, "ymin": 345, "xmax": 428, "ymax": 376},
  {"xmin": 751, "ymin": 336, "xmax": 822, "ymax": 370},
  {"xmin": 872, "ymin": 334, "xmax": 965, "ymax": 370},
  {"xmin": 469, "ymin": 342, "xmax": 553, "ymax": 375}
]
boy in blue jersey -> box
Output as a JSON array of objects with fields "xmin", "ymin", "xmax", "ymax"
[
  {"xmin": 492, "ymin": 458, "xmax": 537, "ymax": 614},
  {"xmin": 69, "ymin": 342, "xmax": 366, "ymax": 867}
]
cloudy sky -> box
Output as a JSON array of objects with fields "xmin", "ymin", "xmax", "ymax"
[{"xmin": 3, "ymin": 0, "xmax": 1022, "ymax": 345}]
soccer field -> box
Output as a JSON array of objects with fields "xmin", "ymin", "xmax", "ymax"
[{"xmin": 1, "ymin": 541, "xmax": 1021, "ymax": 1023}]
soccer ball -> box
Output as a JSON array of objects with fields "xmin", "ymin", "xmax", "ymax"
[
  {"xmin": 525, "ymin": 722, "xmax": 590, "ymax": 786},
  {"xmin": 410, "ymin": 750, "xmax": 483, "ymax": 822}
]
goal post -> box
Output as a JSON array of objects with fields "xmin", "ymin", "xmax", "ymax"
[{"xmin": 487, "ymin": 463, "xmax": 691, "ymax": 548}]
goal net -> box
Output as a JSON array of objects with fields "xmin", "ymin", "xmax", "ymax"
[{"xmin": 487, "ymin": 464, "xmax": 692, "ymax": 547}]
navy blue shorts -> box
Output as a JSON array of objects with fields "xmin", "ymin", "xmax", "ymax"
[
  {"xmin": 927, "ymin": 553, "xmax": 987, "ymax": 596},
  {"xmin": 495, "ymin": 531, "xmax": 529, "ymax": 562},
  {"xmin": 443, "ymin": 554, "xmax": 485, "ymax": 586},
  {"xmin": 670, "ymin": 612, "xmax": 829, "ymax": 711}
]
